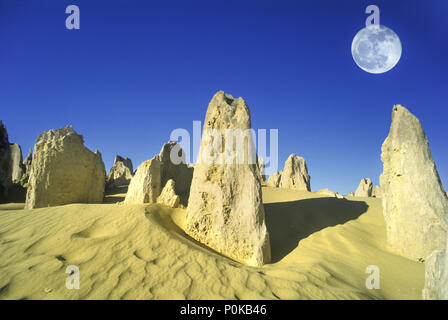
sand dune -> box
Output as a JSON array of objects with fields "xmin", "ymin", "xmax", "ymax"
[{"xmin": 0, "ymin": 187, "xmax": 423, "ymax": 300}]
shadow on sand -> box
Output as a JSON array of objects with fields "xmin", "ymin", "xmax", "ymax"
[
  {"xmin": 103, "ymin": 185, "xmax": 128, "ymax": 204},
  {"xmin": 264, "ymin": 197, "xmax": 368, "ymax": 263}
]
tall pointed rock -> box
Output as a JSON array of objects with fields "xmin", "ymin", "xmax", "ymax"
[
  {"xmin": 380, "ymin": 105, "xmax": 448, "ymax": 260},
  {"xmin": 185, "ymin": 91, "xmax": 270, "ymax": 267}
]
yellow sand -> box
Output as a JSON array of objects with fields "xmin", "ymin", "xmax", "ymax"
[{"xmin": 0, "ymin": 187, "xmax": 424, "ymax": 300}]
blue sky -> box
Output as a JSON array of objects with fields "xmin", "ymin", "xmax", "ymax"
[{"xmin": 1, "ymin": 0, "xmax": 447, "ymax": 194}]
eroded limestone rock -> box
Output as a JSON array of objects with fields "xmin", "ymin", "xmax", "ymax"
[
  {"xmin": 267, "ymin": 172, "xmax": 281, "ymax": 187},
  {"xmin": 355, "ymin": 178, "xmax": 373, "ymax": 197},
  {"xmin": 185, "ymin": 91, "xmax": 270, "ymax": 267},
  {"xmin": 124, "ymin": 158, "xmax": 161, "ymax": 204},
  {"xmin": 157, "ymin": 179, "xmax": 180, "ymax": 208},
  {"xmin": 423, "ymin": 236, "xmax": 448, "ymax": 300},
  {"xmin": 106, "ymin": 155, "xmax": 133, "ymax": 188},
  {"xmin": 278, "ymin": 154, "xmax": 311, "ymax": 191},
  {"xmin": 9, "ymin": 143, "xmax": 24, "ymax": 184},
  {"xmin": 25, "ymin": 126, "xmax": 106, "ymax": 209},
  {"xmin": 380, "ymin": 105, "xmax": 448, "ymax": 260},
  {"xmin": 155, "ymin": 141, "xmax": 193, "ymax": 200}
]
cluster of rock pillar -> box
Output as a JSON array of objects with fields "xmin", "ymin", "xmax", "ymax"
[{"xmin": 2, "ymin": 96, "xmax": 447, "ymax": 289}]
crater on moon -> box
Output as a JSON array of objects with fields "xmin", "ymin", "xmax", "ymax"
[{"xmin": 351, "ymin": 25, "xmax": 402, "ymax": 74}]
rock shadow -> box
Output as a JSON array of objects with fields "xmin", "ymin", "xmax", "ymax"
[
  {"xmin": 0, "ymin": 185, "xmax": 26, "ymax": 204},
  {"xmin": 264, "ymin": 197, "xmax": 369, "ymax": 263},
  {"xmin": 103, "ymin": 185, "xmax": 128, "ymax": 204}
]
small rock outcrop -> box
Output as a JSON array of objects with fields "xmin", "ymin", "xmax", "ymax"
[
  {"xmin": 265, "ymin": 155, "xmax": 310, "ymax": 191},
  {"xmin": 124, "ymin": 142, "xmax": 193, "ymax": 205},
  {"xmin": 423, "ymin": 236, "xmax": 448, "ymax": 300},
  {"xmin": 185, "ymin": 91, "xmax": 270, "ymax": 267},
  {"xmin": 267, "ymin": 172, "xmax": 281, "ymax": 187},
  {"xmin": 317, "ymin": 188, "xmax": 345, "ymax": 199},
  {"xmin": 380, "ymin": 105, "xmax": 448, "ymax": 260},
  {"xmin": 355, "ymin": 178, "xmax": 373, "ymax": 197},
  {"xmin": 124, "ymin": 158, "xmax": 161, "ymax": 204},
  {"xmin": 25, "ymin": 126, "xmax": 106, "ymax": 209},
  {"xmin": 278, "ymin": 154, "xmax": 311, "ymax": 191},
  {"xmin": 155, "ymin": 141, "xmax": 193, "ymax": 201},
  {"xmin": 157, "ymin": 179, "xmax": 180, "ymax": 208},
  {"xmin": 106, "ymin": 155, "xmax": 133, "ymax": 188}
]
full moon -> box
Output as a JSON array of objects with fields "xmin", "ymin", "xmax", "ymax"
[{"xmin": 351, "ymin": 25, "xmax": 402, "ymax": 74}]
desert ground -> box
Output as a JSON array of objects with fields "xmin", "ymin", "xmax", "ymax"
[{"xmin": 0, "ymin": 186, "xmax": 424, "ymax": 300}]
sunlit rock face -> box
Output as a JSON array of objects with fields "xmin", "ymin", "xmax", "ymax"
[
  {"xmin": 25, "ymin": 126, "xmax": 106, "ymax": 209},
  {"xmin": 265, "ymin": 155, "xmax": 310, "ymax": 191},
  {"xmin": 267, "ymin": 172, "xmax": 281, "ymax": 187},
  {"xmin": 157, "ymin": 179, "xmax": 180, "ymax": 208},
  {"xmin": 106, "ymin": 155, "xmax": 133, "ymax": 189},
  {"xmin": 423, "ymin": 236, "xmax": 448, "ymax": 300},
  {"xmin": 278, "ymin": 154, "xmax": 311, "ymax": 192},
  {"xmin": 124, "ymin": 158, "xmax": 161, "ymax": 204},
  {"xmin": 380, "ymin": 105, "xmax": 448, "ymax": 261},
  {"xmin": 185, "ymin": 91, "xmax": 270, "ymax": 267},
  {"xmin": 155, "ymin": 141, "xmax": 193, "ymax": 203},
  {"xmin": 355, "ymin": 178, "xmax": 373, "ymax": 197}
]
